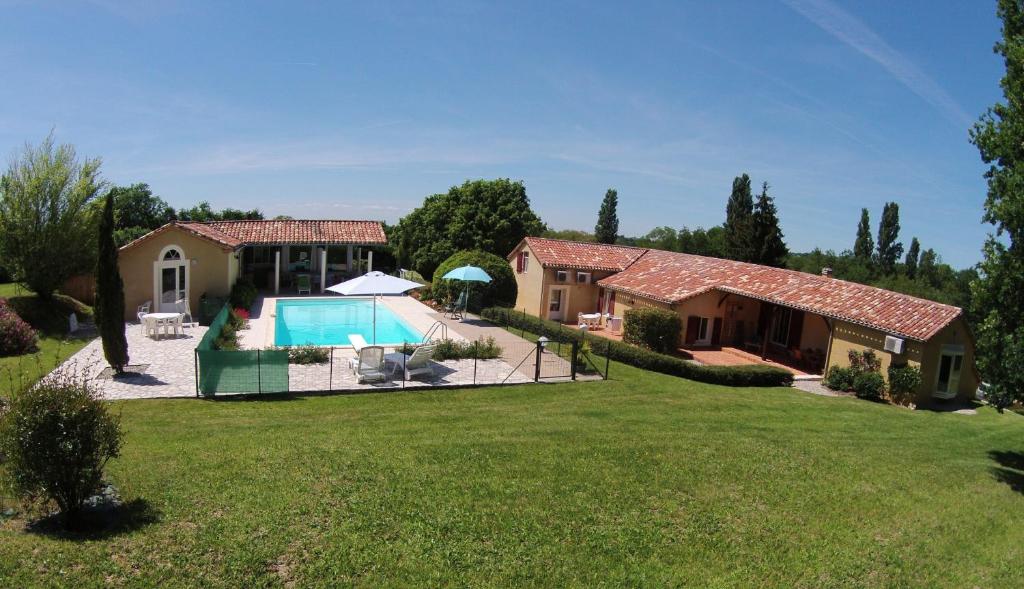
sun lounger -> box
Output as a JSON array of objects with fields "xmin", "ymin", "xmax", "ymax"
[
  {"xmin": 348, "ymin": 333, "xmax": 368, "ymax": 352},
  {"xmin": 385, "ymin": 344, "xmax": 437, "ymax": 380},
  {"xmin": 348, "ymin": 345, "xmax": 387, "ymax": 383}
]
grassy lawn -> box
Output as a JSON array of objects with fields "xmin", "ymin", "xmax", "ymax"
[
  {"xmin": 2, "ymin": 360, "xmax": 1022, "ymax": 587},
  {"xmin": 0, "ymin": 282, "xmax": 91, "ymax": 390}
]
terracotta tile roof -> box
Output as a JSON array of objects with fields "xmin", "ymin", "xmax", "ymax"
[
  {"xmin": 202, "ymin": 220, "xmax": 387, "ymax": 245},
  {"xmin": 597, "ymin": 249, "xmax": 962, "ymax": 342},
  {"xmin": 513, "ymin": 237, "xmax": 648, "ymax": 272},
  {"xmin": 120, "ymin": 220, "xmax": 387, "ymax": 252}
]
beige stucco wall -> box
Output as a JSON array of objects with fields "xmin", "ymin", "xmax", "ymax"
[
  {"xmin": 119, "ymin": 228, "xmax": 235, "ymax": 321},
  {"xmin": 510, "ymin": 243, "xmax": 615, "ymax": 321},
  {"xmin": 826, "ymin": 317, "xmax": 977, "ymax": 403},
  {"xmin": 511, "ymin": 243, "xmax": 546, "ymax": 317}
]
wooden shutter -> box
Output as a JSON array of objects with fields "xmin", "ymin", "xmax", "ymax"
[
  {"xmin": 787, "ymin": 309, "xmax": 804, "ymax": 349},
  {"xmin": 685, "ymin": 316, "xmax": 700, "ymax": 345},
  {"xmin": 711, "ymin": 317, "xmax": 723, "ymax": 346},
  {"xmin": 516, "ymin": 252, "xmax": 524, "ymax": 273}
]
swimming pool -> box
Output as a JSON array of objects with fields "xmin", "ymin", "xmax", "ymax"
[{"xmin": 275, "ymin": 298, "xmax": 424, "ymax": 346}]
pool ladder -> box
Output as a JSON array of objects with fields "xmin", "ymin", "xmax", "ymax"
[{"xmin": 423, "ymin": 321, "xmax": 448, "ymax": 342}]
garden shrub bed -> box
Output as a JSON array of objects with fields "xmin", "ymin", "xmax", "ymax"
[
  {"xmin": 481, "ymin": 307, "xmax": 793, "ymax": 387},
  {"xmin": 398, "ymin": 337, "xmax": 503, "ymax": 361},
  {"xmin": 0, "ymin": 298, "xmax": 38, "ymax": 356}
]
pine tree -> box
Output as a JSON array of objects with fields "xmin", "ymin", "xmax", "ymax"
[
  {"xmin": 969, "ymin": 0, "xmax": 1024, "ymax": 405},
  {"xmin": 594, "ymin": 188, "xmax": 619, "ymax": 244},
  {"xmin": 875, "ymin": 202, "xmax": 903, "ymax": 274},
  {"xmin": 853, "ymin": 208, "xmax": 874, "ymax": 261},
  {"xmin": 904, "ymin": 237, "xmax": 921, "ymax": 279},
  {"xmin": 752, "ymin": 182, "xmax": 788, "ymax": 267},
  {"xmin": 95, "ymin": 192, "xmax": 128, "ymax": 373},
  {"xmin": 724, "ymin": 174, "xmax": 755, "ymax": 261}
]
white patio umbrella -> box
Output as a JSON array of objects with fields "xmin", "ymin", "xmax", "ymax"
[{"xmin": 326, "ymin": 271, "xmax": 423, "ymax": 343}]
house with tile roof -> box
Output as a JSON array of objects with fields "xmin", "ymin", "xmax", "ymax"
[
  {"xmin": 117, "ymin": 220, "xmax": 387, "ymax": 320},
  {"xmin": 508, "ymin": 237, "xmax": 977, "ymax": 404}
]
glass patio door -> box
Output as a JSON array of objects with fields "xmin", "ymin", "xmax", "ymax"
[
  {"xmin": 161, "ymin": 265, "xmax": 186, "ymax": 305},
  {"xmin": 935, "ymin": 345, "xmax": 964, "ymax": 399}
]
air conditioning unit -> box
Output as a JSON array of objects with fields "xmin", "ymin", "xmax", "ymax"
[
  {"xmin": 556, "ymin": 270, "xmax": 569, "ymax": 282},
  {"xmin": 883, "ymin": 335, "xmax": 905, "ymax": 354},
  {"xmin": 577, "ymin": 272, "xmax": 591, "ymax": 284}
]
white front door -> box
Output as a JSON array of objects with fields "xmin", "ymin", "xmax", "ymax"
[
  {"xmin": 154, "ymin": 246, "xmax": 189, "ymax": 312},
  {"xmin": 934, "ymin": 345, "xmax": 964, "ymax": 399},
  {"xmin": 548, "ymin": 287, "xmax": 566, "ymax": 321}
]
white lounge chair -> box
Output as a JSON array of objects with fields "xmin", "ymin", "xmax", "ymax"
[
  {"xmin": 348, "ymin": 346, "xmax": 387, "ymax": 383},
  {"xmin": 348, "ymin": 333, "xmax": 368, "ymax": 353},
  {"xmin": 386, "ymin": 344, "xmax": 437, "ymax": 380}
]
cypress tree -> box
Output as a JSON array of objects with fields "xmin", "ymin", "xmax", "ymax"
[
  {"xmin": 752, "ymin": 182, "xmax": 788, "ymax": 267},
  {"xmin": 724, "ymin": 174, "xmax": 755, "ymax": 261},
  {"xmin": 875, "ymin": 202, "xmax": 903, "ymax": 274},
  {"xmin": 969, "ymin": 0, "xmax": 1024, "ymax": 406},
  {"xmin": 853, "ymin": 208, "xmax": 874, "ymax": 260},
  {"xmin": 918, "ymin": 248, "xmax": 938, "ymax": 287},
  {"xmin": 904, "ymin": 237, "xmax": 921, "ymax": 279},
  {"xmin": 594, "ymin": 188, "xmax": 619, "ymax": 244},
  {"xmin": 95, "ymin": 192, "xmax": 128, "ymax": 373}
]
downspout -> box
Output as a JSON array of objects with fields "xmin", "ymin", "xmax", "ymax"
[{"xmin": 823, "ymin": 317, "xmax": 834, "ymax": 376}]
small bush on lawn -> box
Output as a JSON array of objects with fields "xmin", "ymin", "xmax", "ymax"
[
  {"xmin": 853, "ymin": 371, "xmax": 886, "ymax": 400},
  {"xmin": 0, "ymin": 366, "xmax": 122, "ymax": 528},
  {"xmin": 481, "ymin": 307, "xmax": 793, "ymax": 387},
  {"xmin": 623, "ymin": 308, "xmax": 682, "ymax": 354},
  {"xmin": 432, "ymin": 250, "xmax": 517, "ymax": 311},
  {"xmin": 887, "ymin": 364, "xmax": 922, "ymax": 406},
  {"xmin": 823, "ymin": 366, "xmax": 856, "ymax": 392},
  {"xmin": 288, "ymin": 345, "xmax": 329, "ymax": 364},
  {"xmin": 0, "ymin": 298, "xmax": 38, "ymax": 356},
  {"xmin": 229, "ymin": 277, "xmax": 258, "ymax": 311},
  {"xmin": 981, "ymin": 383, "xmax": 1016, "ymax": 413}
]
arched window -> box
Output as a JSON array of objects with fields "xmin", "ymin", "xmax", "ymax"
[{"xmin": 163, "ymin": 248, "xmax": 182, "ymax": 261}]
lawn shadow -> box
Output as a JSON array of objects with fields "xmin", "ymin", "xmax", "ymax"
[
  {"xmin": 26, "ymin": 497, "xmax": 160, "ymax": 540},
  {"xmin": 989, "ymin": 450, "xmax": 1024, "ymax": 495}
]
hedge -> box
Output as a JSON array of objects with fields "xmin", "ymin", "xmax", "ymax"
[
  {"xmin": 432, "ymin": 250, "xmax": 517, "ymax": 311},
  {"xmin": 481, "ymin": 307, "xmax": 793, "ymax": 388},
  {"xmin": 622, "ymin": 307, "xmax": 681, "ymax": 353}
]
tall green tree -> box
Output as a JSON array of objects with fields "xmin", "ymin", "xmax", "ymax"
[
  {"xmin": 875, "ymin": 202, "xmax": 903, "ymax": 274},
  {"xmin": 970, "ymin": 0, "xmax": 1024, "ymax": 404},
  {"xmin": 105, "ymin": 183, "xmax": 175, "ymax": 246},
  {"xmin": 918, "ymin": 248, "xmax": 939, "ymax": 287},
  {"xmin": 394, "ymin": 179, "xmax": 546, "ymax": 279},
  {"xmin": 904, "ymin": 237, "xmax": 921, "ymax": 279},
  {"xmin": 751, "ymin": 182, "xmax": 788, "ymax": 267},
  {"xmin": 853, "ymin": 208, "xmax": 874, "ymax": 261},
  {"xmin": 594, "ymin": 188, "xmax": 619, "ymax": 244},
  {"xmin": 724, "ymin": 173, "xmax": 755, "ymax": 262},
  {"xmin": 636, "ymin": 226, "xmax": 679, "ymax": 251},
  {"xmin": 0, "ymin": 134, "xmax": 102, "ymax": 299},
  {"xmin": 95, "ymin": 193, "xmax": 128, "ymax": 374}
]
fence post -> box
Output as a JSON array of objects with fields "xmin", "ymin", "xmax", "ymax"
[
  {"xmin": 257, "ymin": 349, "xmax": 262, "ymax": 394},
  {"xmin": 329, "ymin": 347, "xmax": 334, "ymax": 391},
  {"xmin": 604, "ymin": 340, "xmax": 611, "ymax": 380},
  {"xmin": 402, "ymin": 340, "xmax": 407, "ymax": 389},
  {"xmin": 534, "ymin": 340, "xmax": 543, "ymax": 382},
  {"xmin": 473, "ymin": 339, "xmax": 478, "ymax": 385},
  {"xmin": 571, "ymin": 340, "xmax": 578, "ymax": 381},
  {"xmin": 194, "ymin": 349, "xmax": 199, "ymax": 397}
]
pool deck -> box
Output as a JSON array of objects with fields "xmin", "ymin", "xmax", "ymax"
[{"xmin": 53, "ymin": 294, "xmax": 577, "ymax": 400}]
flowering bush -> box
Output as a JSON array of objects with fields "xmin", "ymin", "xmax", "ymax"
[
  {"xmin": 233, "ymin": 308, "xmax": 250, "ymax": 321},
  {"xmin": 0, "ymin": 299, "xmax": 38, "ymax": 356}
]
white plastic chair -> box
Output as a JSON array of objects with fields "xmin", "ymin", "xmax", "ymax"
[
  {"xmin": 137, "ymin": 301, "xmax": 152, "ymax": 334},
  {"xmin": 348, "ymin": 346, "xmax": 387, "ymax": 383},
  {"xmin": 174, "ymin": 298, "xmax": 194, "ymax": 327}
]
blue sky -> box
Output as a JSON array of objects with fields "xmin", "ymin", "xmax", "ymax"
[{"xmin": 0, "ymin": 0, "xmax": 1005, "ymax": 267}]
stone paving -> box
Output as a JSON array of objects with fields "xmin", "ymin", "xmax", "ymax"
[{"xmin": 58, "ymin": 323, "xmax": 208, "ymax": 400}]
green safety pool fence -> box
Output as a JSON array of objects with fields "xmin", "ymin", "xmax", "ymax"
[{"xmin": 195, "ymin": 305, "xmax": 289, "ymax": 396}]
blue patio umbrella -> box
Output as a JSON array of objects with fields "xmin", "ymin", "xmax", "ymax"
[{"xmin": 441, "ymin": 265, "xmax": 492, "ymax": 319}]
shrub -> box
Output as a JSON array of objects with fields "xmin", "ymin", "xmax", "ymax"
[
  {"xmin": 887, "ymin": 364, "xmax": 923, "ymax": 405},
  {"xmin": 214, "ymin": 322, "xmax": 239, "ymax": 351},
  {"xmin": 853, "ymin": 371, "xmax": 886, "ymax": 400},
  {"xmin": 431, "ymin": 250, "xmax": 517, "ymax": 311},
  {"xmin": 823, "ymin": 365, "xmax": 856, "ymax": 392},
  {"xmin": 622, "ymin": 308, "xmax": 681, "ymax": 353},
  {"xmin": 227, "ymin": 308, "xmax": 246, "ymax": 331},
  {"xmin": 233, "ymin": 308, "xmax": 250, "ymax": 321},
  {"xmin": 981, "ymin": 383, "xmax": 1016, "ymax": 413},
  {"xmin": 848, "ymin": 349, "xmax": 881, "ymax": 373},
  {"xmin": 288, "ymin": 345, "xmax": 329, "ymax": 364},
  {"xmin": 229, "ymin": 277, "xmax": 258, "ymax": 311},
  {"xmin": 398, "ymin": 337, "xmax": 503, "ymax": 360},
  {"xmin": 0, "ymin": 367, "xmax": 122, "ymax": 527},
  {"xmin": 481, "ymin": 307, "xmax": 793, "ymax": 387},
  {"xmin": 0, "ymin": 299, "xmax": 38, "ymax": 356}
]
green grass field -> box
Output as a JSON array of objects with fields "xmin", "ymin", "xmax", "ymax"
[
  {"xmin": 2, "ymin": 360, "xmax": 1022, "ymax": 587},
  {"xmin": 0, "ymin": 283, "xmax": 90, "ymax": 390}
]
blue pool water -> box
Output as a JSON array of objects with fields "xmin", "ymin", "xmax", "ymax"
[{"xmin": 275, "ymin": 298, "xmax": 423, "ymax": 346}]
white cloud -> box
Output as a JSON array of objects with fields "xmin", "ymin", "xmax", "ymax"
[{"xmin": 782, "ymin": 0, "xmax": 973, "ymax": 128}]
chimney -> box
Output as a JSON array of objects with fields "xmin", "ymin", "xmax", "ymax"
[{"xmin": 821, "ymin": 267, "xmax": 833, "ymax": 278}]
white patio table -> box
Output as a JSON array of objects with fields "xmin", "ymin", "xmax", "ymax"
[{"xmin": 142, "ymin": 312, "xmax": 183, "ymax": 339}]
